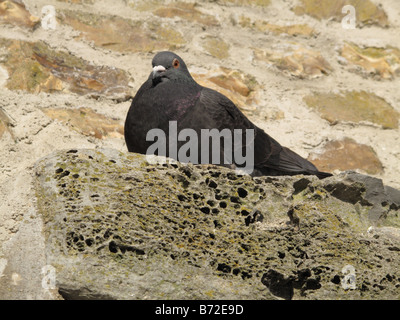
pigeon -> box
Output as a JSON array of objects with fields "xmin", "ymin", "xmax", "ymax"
[{"xmin": 124, "ymin": 51, "xmax": 332, "ymax": 179}]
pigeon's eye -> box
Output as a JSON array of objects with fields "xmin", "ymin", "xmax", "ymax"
[{"xmin": 173, "ymin": 58, "xmax": 180, "ymax": 69}]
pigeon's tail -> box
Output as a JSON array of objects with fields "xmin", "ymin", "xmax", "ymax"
[
  {"xmin": 262, "ymin": 146, "xmax": 333, "ymax": 179},
  {"xmin": 309, "ymin": 170, "xmax": 333, "ymax": 180}
]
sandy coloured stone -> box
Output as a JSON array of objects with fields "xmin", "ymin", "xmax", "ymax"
[
  {"xmin": 303, "ymin": 90, "xmax": 399, "ymax": 129},
  {"xmin": 340, "ymin": 42, "xmax": 400, "ymax": 80},
  {"xmin": 41, "ymin": 107, "xmax": 124, "ymax": 139},
  {"xmin": 0, "ymin": 39, "xmax": 132, "ymax": 99},
  {"xmin": 308, "ymin": 138, "xmax": 384, "ymax": 175},
  {"xmin": 293, "ymin": 0, "xmax": 389, "ymax": 28},
  {"xmin": 58, "ymin": 10, "xmax": 185, "ymax": 53},
  {"xmin": 201, "ymin": 36, "xmax": 230, "ymax": 60},
  {"xmin": 215, "ymin": 0, "xmax": 270, "ymax": 6},
  {"xmin": 193, "ymin": 67, "xmax": 259, "ymax": 113},
  {"xmin": 0, "ymin": 107, "xmax": 15, "ymax": 140},
  {"xmin": 0, "ymin": 0, "xmax": 40, "ymax": 29},
  {"xmin": 239, "ymin": 16, "xmax": 316, "ymax": 37},
  {"xmin": 153, "ymin": 2, "xmax": 219, "ymax": 26},
  {"xmin": 253, "ymin": 43, "xmax": 332, "ymax": 79}
]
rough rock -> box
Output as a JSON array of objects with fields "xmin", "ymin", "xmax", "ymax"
[{"xmin": 33, "ymin": 149, "xmax": 400, "ymax": 300}]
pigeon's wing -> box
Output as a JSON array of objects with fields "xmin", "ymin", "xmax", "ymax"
[
  {"xmin": 197, "ymin": 87, "xmax": 322, "ymax": 175},
  {"xmin": 197, "ymin": 88, "xmax": 281, "ymax": 167}
]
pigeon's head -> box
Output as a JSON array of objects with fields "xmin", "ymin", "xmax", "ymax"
[{"xmin": 151, "ymin": 51, "xmax": 193, "ymax": 85}]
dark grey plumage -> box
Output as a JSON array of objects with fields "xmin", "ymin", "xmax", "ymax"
[{"xmin": 124, "ymin": 51, "xmax": 332, "ymax": 179}]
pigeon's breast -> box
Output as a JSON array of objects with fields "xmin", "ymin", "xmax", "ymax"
[{"xmin": 162, "ymin": 88, "xmax": 201, "ymax": 121}]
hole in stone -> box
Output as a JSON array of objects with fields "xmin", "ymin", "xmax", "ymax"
[
  {"xmin": 245, "ymin": 210, "xmax": 264, "ymax": 226},
  {"xmin": 261, "ymin": 269, "xmax": 293, "ymax": 300},
  {"xmin": 67, "ymin": 149, "xmax": 78, "ymax": 153},
  {"xmin": 217, "ymin": 263, "xmax": 231, "ymax": 273},
  {"xmin": 109, "ymin": 159, "xmax": 116, "ymax": 163},
  {"xmin": 59, "ymin": 170, "xmax": 70, "ymax": 179},
  {"xmin": 72, "ymin": 174, "xmax": 79, "ymax": 179},
  {"xmin": 212, "ymin": 208, "xmax": 219, "ymax": 214},
  {"xmin": 207, "ymin": 200, "xmax": 216, "ymax": 206},
  {"xmin": 104, "ymin": 230, "xmax": 111, "ymax": 239},
  {"xmin": 55, "ymin": 168, "xmax": 63, "ymax": 174},
  {"xmin": 305, "ymin": 279, "xmax": 321, "ymax": 290},
  {"xmin": 331, "ymin": 275, "xmax": 341, "ymax": 285},
  {"xmin": 238, "ymin": 187, "xmax": 248, "ymax": 198},
  {"xmin": 180, "ymin": 167, "xmax": 192, "ymax": 178},
  {"xmin": 219, "ymin": 201, "xmax": 227, "ymax": 208},
  {"xmin": 241, "ymin": 271, "xmax": 252, "ymax": 280},
  {"xmin": 208, "ymin": 180, "xmax": 218, "ymax": 188},
  {"xmin": 210, "ymin": 171, "xmax": 221, "ymax": 178},
  {"xmin": 213, "ymin": 220, "xmax": 222, "ymax": 228},
  {"xmin": 177, "ymin": 194, "xmax": 187, "ymax": 201},
  {"xmin": 85, "ymin": 239, "xmax": 94, "ymax": 246},
  {"xmin": 227, "ymin": 173, "xmax": 237, "ymax": 180},
  {"xmin": 109, "ymin": 241, "xmax": 118, "ymax": 253},
  {"xmin": 200, "ymin": 207, "xmax": 210, "ymax": 214},
  {"xmin": 230, "ymin": 196, "xmax": 240, "ymax": 203}
]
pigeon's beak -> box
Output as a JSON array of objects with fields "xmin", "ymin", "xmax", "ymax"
[{"xmin": 152, "ymin": 65, "xmax": 166, "ymax": 79}]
